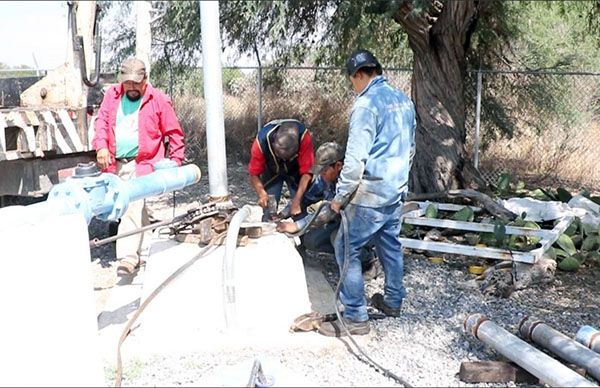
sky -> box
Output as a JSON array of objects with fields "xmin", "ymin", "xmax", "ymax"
[
  {"xmin": 0, "ymin": 1, "xmax": 69, "ymax": 69},
  {"xmin": 0, "ymin": 1, "xmax": 257, "ymax": 71}
]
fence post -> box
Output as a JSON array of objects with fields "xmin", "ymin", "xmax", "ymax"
[
  {"xmin": 473, "ymin": 69, "xmax": 483, "ymax": 169},
  {"xmin": 254, "ymin": 44, "xmax": 263, "ymax": 132}
]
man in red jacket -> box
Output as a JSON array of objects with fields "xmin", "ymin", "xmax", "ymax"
[{"xmin": 92, "ymin": 57, "xmax": 185, "ymax": 275}]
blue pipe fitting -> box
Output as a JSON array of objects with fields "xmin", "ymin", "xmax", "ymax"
[{"xmin": 42, "ymin": 161, "xmax": 201, "ymax": 224}]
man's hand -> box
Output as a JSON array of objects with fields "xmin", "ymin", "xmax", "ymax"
[
  {"xmin": 258, "ymin": 194, "xmax": 269, "ymax": 208},
  {"xmin": 289, "ymin": 198, "xmax": 302, "ymax": 216},
  {"xmin": 96, "ymin": 148, "xmax": 112, "ymax": 170},
  {"xmin": 331, "ymin": 200, "xmax": 342, "ymax": 214},
  {"xmin": 276, "ymin": 220, "xmax": 299, "ymax": 234}
]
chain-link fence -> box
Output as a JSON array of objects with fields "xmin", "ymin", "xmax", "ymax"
[
  {"xmin": 163, "ymin": 66, "xmax": 600, "ymax": 192},
  {"xmin": 465, "ymin": 69, "xmax": 600, "ymax": 191}
]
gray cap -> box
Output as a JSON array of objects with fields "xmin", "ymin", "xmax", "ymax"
[
  {"xmin": 312, "ymin": 142, "xmax": 344, "ymax": 174},
  {"xmin": 346, "ymin": 49, "xmax": 381, "ymax": 76},
  {"xmin": 272, "ymin": 122, "xmax": 299, "ymax": 160},
  {"xmin": 119, "ymin": 57, "xmax": 146, "ymax": 83}
]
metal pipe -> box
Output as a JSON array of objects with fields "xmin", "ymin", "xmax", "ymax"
[
  {"xmin": 473, "ymin": 69, "xmax": 482, "ymax": 169},
  {"xmin": 1, "ymin": 163, "xmax": 201, "ymax": 229},
  {"xmin": 576, "ymin": 326, "xmax": 600, "ymax": 354},
  {"xmin": 199, "ymin": 0, "xmax": 229, "ymax": 199},
  {"xmin": 125, "ymin": 164, "xmax": 201, "ymax": 203},
  {"xmin": 223, "ymin": 205, "xmax": 252, "ymax": 329},
  {"xmin": 464, "ymin": 314, "xmax": 597, "ymax": 387},
  {"xmin": 519, "ymin": 317, "xmax": 600, "ymax": 382}
]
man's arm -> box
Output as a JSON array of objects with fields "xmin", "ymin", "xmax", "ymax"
[
  {"xmin": 332, "ymin": 106, "xmax": 377, "ymax": 212},
  {"xmin": 92, "ymin": 87, "xmax": 114, "ymax": 170},
  {"xmin": 159, "ymin": 96, "xmax": 185, "ymax": 165},
  {"xmin": 289, "ymin": 132, "xmax": 315, "ymax": 215},
  {"xmin": 249, "ymin": 140, "xmax": 268, "ymax": 207}
]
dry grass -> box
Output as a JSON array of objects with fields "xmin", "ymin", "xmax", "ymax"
[{"xmin": 478, "ymin": 121, "xmax": 600, "ymax": 192}]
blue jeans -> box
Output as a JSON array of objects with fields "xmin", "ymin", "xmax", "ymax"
[
  {"xmin": 334, "ymin": 202, "xmax": 405, "ymax": 322},
  {"xmin": 262, "ymin": 177, "xmax": 297, "ymax": 222}
]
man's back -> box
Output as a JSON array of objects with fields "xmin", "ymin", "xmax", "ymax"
[{"xmin": 341, "ymin": 76, "xmax": 416, "ymax": 207}]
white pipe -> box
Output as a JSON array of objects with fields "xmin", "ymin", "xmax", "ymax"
[
  {"xmin": 136, "ymin": 1, "xmax": 152, "ymax": 78},
  {"xmin": 465, "ymin": 314, "xmax": 597, "ymax": 387},
  {"xmin": 222, "ymin": 205, "xmax": 252, "ymax": 329},
  {"xmin": 199, "ymin": 0, "xmax": 229, "ymax": 198}
]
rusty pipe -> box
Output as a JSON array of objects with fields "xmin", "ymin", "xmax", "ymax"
[
  {"xmin": 519, "ymin": 317, "xmax": 600, "ymax": 382},
  {"xmin": 464, "ymin": 314, "xmax": 597, "ymax": 387},
  {"xmin": 576, "ymin": 326, "xmax": 600, "ymax": 354}
]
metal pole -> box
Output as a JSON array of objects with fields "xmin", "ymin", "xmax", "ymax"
[
  {"xmin": 199, "ymin": 0, "xmax": 229, "ymax": 199},
  {"xmin": 136, "ymin": 1, "xmax": 152, "ymax": 78},
  {"xmin": 465, "ymin": 314, "xmax": 597, "ymax": 387},
  {"xmin": 253, "ymin": 43, "xmax": 263, "ymax": 132},
  {"xmin": 473, "ymin": 69, "xmax": 482, "ymax": 169},
  {"xmin": 520, "ymin": 317, "xmax": 600, "ymax": 382}
]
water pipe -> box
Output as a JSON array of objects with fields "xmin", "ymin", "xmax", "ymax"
[
  {"xmin": 576, "ymin": 326, "xmax": 600, "ymax": 354},
  {"xmin": 223, "ymin": 205, "xmax": 252, "ymax": 329},
  {"xmin": 464, "ymin": 313, "xmax": 597, "ymax": 387},
  {"xmin": 519, "ymin": 317, "xmax": 600, "ymax": 382},
  {"xmin": 2, "ymin": 162, "xmax": 201, "ymax": 229}
]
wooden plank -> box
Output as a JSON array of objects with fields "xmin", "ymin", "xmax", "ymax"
[
  {"xmin": 459, "ymin": 361, "xmax": 538, "ymax": 384},
  {"xmin": 403, "ymin": 216, "xmax": 550, "ymax": 238},
  {"xmin": 416, "ymin": 201, "xmax": 482, "ymax": 212},
  {"xmin": 399, "ymin": 237, "xmax": 538, "ymax": 263},
  {"xmin": 41, "ymin": 110, "xmax": 71, "ymax": 153},
  {"xmin": 57, "ymin": 109, "xmax": 84, "ymax": 152}
]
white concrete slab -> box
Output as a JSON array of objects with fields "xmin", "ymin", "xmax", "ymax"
[
  {"xmin": 0, "ymin": 211, "xmax": 104, "ymax": 386},
  {"xmin": 97, "ymin": 224, "xmax": 345, "ymax": 365}
]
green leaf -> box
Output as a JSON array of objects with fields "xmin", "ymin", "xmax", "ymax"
[
  {"xmin": 496, "ymin": 173, "xmax": 511, "ymax": 193},
  {"xmin": 452, "ymin": 206, "xmax": 475, "ymax": 222},
  {"xmin": 425, "ymin": 204, "xmax": 438, "ymax": 219},
  {"xmin": 557, "ymin": 256, "xmax": 580, "ymax": 271},
  {"xmin": 581, "ymin": 235, "xmax": 599, "ymax": 251},
  {"xmin": 554, "ymin": 248, "xmax": 569, "ymax": 258},
  {"xmin": 528, "ymin": 188, "xmax": 551, "ymax": 200},
  {"xmin": 556, "ymin": 187, "xmax": 573, "ymax": 203},
  {"xmin": 494, "ymin": 221, "xmax": 507, "ymax": 247},
  {"xmin": 582, "ymin": 222, "xmax": 598, "ymax": 236},
  {"xmin": 556, "ymin": 233, "xmax": 577, "ymax": 256},
  {"xmin": 546, "ymin": 246, "xmax": 557, "ymax": 260}
]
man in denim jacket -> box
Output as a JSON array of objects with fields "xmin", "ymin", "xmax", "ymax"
[{"xmin": 318, "ymin": 50, "xmax": 416, "ymax": 337}]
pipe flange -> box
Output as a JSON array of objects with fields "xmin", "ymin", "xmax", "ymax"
[
  {"xmin": 518, "ymin": 315, "xmax": 544, "ymax": 340},
  {"xmin": 464, "ymin": 313, "xmax": 489, "ymax": 339}
]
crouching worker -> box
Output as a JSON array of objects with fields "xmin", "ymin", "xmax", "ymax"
[
  {"xmin": 248, "ymin": 119, "xmax": 314, "ymax": 221},
  {"xmin": 276, "ymin": 142, "xmax": 381, "ymax": 280}
]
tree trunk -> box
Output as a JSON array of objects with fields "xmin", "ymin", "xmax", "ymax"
[{"xmin": 393, "ymin": 1, "xmax": 480, "ymax": 194}]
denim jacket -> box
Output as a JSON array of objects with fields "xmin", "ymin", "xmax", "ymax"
[{"xmin": 334, "ymin": 75, "xmax": 416, "ymax": 208}]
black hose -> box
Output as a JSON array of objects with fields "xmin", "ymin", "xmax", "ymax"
[
  {"xmin": 283, "ymin": 200, "xmax": 335, "ymax": 238},
  {"xmin": 334, "ymin": 210, "xmax": 413, "ymax": 387}
]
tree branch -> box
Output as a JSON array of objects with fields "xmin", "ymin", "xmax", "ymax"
[{"xmin": 408, "ymin": 189, "xmax": 518, "ymax": 221}]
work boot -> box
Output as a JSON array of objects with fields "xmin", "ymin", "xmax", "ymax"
[
  {"xmin": 116, "ymin": 257, "xmax": 140, "ymax": 276},
  {"xmin": 371, "ymin": 293, "xmax": 402, "ymax": 318},
  {"xmin": 362, "ymin": 258, "xmax": 384, "ymax": 281},
  {"xmin": 317, "ymin": 316, "xmax": 370, "ymax": 337}
]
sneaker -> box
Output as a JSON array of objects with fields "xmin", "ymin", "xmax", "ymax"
[
  {"xmin": 371, "ymin": 293, "xmax": 402, "ymax": 318},
  {"xmin": 116, "ymin": 258, "xmax": 140, "ymax": 276},
  {"xmin": 317, "ymin": 316, "xmax": 370, "ymax": 337}
]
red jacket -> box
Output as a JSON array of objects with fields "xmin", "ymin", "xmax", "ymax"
[
  {"xmin": 92, "ymin": 84, "xmax": 185, "ymax": 176},
  {"xmin": 248, "ymin": 131, "xmax": 314, "ymax": 177}
]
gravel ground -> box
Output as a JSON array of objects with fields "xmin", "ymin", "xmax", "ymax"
[{"xmin": 89, "ymin": 162, "xmax": 600, "ymax": 387}]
